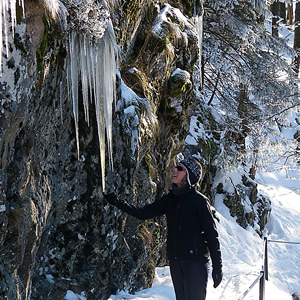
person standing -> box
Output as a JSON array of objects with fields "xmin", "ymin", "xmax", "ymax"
[{"xmin": 104, "ymin": 157, "xmax": 222, "ymax": 300}]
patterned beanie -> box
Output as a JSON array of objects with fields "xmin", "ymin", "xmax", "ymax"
[{"xmin": 180, "ymin": 157, "xmax": 202, "ymax": 186}]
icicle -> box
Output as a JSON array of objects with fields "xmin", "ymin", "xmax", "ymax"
[
  {"xmin": 67, "ymin": 21, "xmax": 117, "ymax": 192},
  {"xmin": 60, "ymin": 81, "xmax": 64, "ymax": 123},
  {"xmin": 102, "ymin": 21, "xmax": 117, "ymax": 170},
  {"xmin": 18, "ymin": 0, "xmax": 25, "ymax": 15},
  {"xmin": 10, "ymin": 0, "xmax": 17, "ymax": 36},
  {"xmin": 93, "ymin": 22, "xmax": 117, "ymax": 190},
  {"xmin": 0, "ymin": 3, "xmax": 3, "ymax": 75},
  {"xmin": 194, "ymin": 14, "xmax": 203, "ymax": 89},
  {"xmin": 86, "ymin": 39, "xmax": 94, "ymax": 109},
  {"xmin": 1, "ymin": 0, "xmax": 66, "ymax": 76},
  {"xmin": 79, "ymin": 35, "xmax": 90, "ymax": 125},
  {"xmin": 68, "ymin": 32, "xmax": 80, "ymax": 159},
  {"xmin": 0, "ymin": 0, "xmax": 18, "ymax": 75},
  {"xmin": 0, "ymin": 0, "xmax": 26, "ymax": 75},
  {"xmin": 95, "ymin": 45, "xmax": 107, "ymax": 191}
]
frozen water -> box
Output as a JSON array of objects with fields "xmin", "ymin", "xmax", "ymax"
[
  {"xmin": 0, "ymin": 0, "xmax": 66, "ymax": 75},
  {"xmin": 0, "ymin": 0, "xmax": 20, "ymax": 75},
  {"xmin": 67, "ymin": 21, "xmax": 117, "ymax": 191}
]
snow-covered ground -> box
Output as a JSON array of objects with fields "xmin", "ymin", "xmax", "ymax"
[{"xmin": 100, "ymin": 169, "xmax": 300, "ymax": 300}]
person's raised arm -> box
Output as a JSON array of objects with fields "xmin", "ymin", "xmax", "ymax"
[{"xmin": 103, "ymin": 192, "xmax": 166, "ymax": 221}]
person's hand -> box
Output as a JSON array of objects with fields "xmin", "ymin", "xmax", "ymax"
[
  {"xmin": 212, "ymin": 268, "xmax": 223, "ymax": 288},
  {"xmin": 103, "ymin": 192, "xmax": 118, "ymax": 205}
]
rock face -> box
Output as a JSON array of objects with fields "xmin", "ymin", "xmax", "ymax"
[
  {"xmin": 0, "ymin": 0, "xmax": 271, "ymax": 299},
  {"xmin": 0, "ymin": 0, "xmax": 201, "ymax": 299}
]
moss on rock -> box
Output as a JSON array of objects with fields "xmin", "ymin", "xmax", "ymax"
[{"xmin": 36, "ymin": 16, "xmax": 49, "ymax": 72}]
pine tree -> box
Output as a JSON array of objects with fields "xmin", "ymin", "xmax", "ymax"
[
  {"xmin": 294, "ymin": 1, "xmax": 300, "ymax": 75},
  {"xmin": 199, "ymin": 0, "xmax": 298, "ymax": 170}
]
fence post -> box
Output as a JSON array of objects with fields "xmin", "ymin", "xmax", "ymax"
[
  {"xmin": 259, "ymin": 268, "xmax": 265, "ymax": 300},
  {"xmin": 259, "ymin": 238, "xmax": 268, "ymax": 300},
  {"xmin": 264, "ymin": 237, "xmax": 268, "ymax": 281}
]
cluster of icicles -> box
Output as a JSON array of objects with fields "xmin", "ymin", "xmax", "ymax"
[
  {"xmin": 67, "ymin": 24, "xmax": 117, "ymax": 191},
  {"xmin": 1, "ymin": 0, "xmax": 117, "ymax": 191},
  {"xmin": 0, "ymin": 0, "xmax": 24, "ymax": 75}
]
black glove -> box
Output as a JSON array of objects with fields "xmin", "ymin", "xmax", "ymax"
[
  {"xmin": 103, "ymin": 192, "xmax": 118, "ymax": 205},
  {"xmin": 212, "ymin": 268, "xmax": 223, "ymax": 288}
]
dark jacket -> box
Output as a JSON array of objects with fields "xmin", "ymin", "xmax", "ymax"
[{"xmin": 112, "ymin": 184, "xmax": 222, "ymax": 270}]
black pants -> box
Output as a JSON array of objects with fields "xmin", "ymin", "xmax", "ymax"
[{"xmin": 169, "ymin": 260, "xmax": 209, "ymax": 300}]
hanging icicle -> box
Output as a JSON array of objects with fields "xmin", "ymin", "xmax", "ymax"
[
  {"xmin": 67, "ymin": 20, "xmax": 117, "ymax": 192},
  {"xmin": 193, "ymin": 0, "xmax": 204, "ymax": 90},
  {"xmin": 0, "ymin": 0, "xmax": 24, "ymax": 75},
  {"xmin": 0, "ymin": 0, "xmax": 66, "ymax": 75}
]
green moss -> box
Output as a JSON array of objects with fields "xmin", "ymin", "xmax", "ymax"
[
  {"xmin": 170, "ymin": 82, "xmax": 190, "ymax": 97},
  {"xmin": 16, "ymin": 4, "xmax": 24, "ymax": 24},
  {"xmin": 36, "ymin": 16, "xmax": 49, "ymax": 72}
]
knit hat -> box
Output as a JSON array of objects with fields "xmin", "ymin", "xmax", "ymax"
[{"xmin": 180, "ymin": 157, "xmax": 202, "ymax": 186}]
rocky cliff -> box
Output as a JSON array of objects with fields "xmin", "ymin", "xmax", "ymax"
[{"xmin": 0, "ymin": 0, "xmax": 271, "ymax": 299}]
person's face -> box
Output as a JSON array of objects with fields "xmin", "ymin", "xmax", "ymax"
[{"xmin": 171, "ymin": 164, "xmax": 187, "ymax": 187}]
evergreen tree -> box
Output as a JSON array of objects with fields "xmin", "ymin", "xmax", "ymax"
[{"xmin": 198, "ymin": 0, "xmax": 298, "ymax": 170}]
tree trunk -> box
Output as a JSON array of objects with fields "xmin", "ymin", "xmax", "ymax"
[
  {"xmin": 294, "ymin": 1, "xmax": 300, "ymax": 76},
  {"xmin": 270, "ymin": 1, "xmax": 286, "ymax": 37},
  {"xmin": 287, "ymin": 4, "xmax": 293, "ymax": 26}
]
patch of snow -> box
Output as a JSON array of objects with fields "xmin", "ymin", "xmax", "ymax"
[
  {"xmin": 0, "ymin": 204, "xmax": 6, "ymax": 212},
  {"xmin": 45, "ymin": 274, "xmax": 55, "ymax": 284},
  {"xmin": 64, "ymin": 290, "xmax": 86, "ymax": 300}
]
